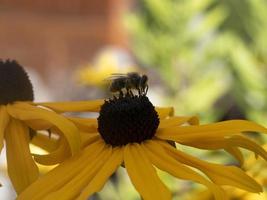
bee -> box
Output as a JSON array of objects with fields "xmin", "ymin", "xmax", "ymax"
[
  {"xmin": 106, "ymin": 72, "xmax": 148, "ymax": 97},
  {"xmin": 108, "ymin": 76, "xmax": 127, "ymax": 97}
]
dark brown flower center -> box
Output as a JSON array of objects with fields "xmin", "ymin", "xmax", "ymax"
[
  {"xmin": 0, "ymin": 60, "xmax": 34, "ymax": 105},
  {"xmin": 97, "ymin": 95, "xmax": 159, "ymax": 147}
]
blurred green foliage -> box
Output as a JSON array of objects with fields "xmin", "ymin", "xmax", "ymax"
[
  {"xmin": 126, "ymin": 0, "xmax": 267, "ymax": 124},
  {"xmin": 96, "ymin": 1, "xmax": 267, "ymax": 200}
]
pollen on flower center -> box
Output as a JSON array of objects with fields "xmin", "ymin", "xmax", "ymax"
[
  {"xmin": 97, "ymin": 95, "xmax": 159, "ymax": 147},
  {"xmin": 0, "ymin": 60, "xmax": 34, "ymax": 105}
]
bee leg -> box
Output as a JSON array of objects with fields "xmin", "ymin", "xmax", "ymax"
[
  {"xmin": 119, "ymin": 90, "xmax": 124, "ymax": 98},
  {"xmin": 125, "ymin": 88, "xmax": 132, "ymax": 97},
  {"xmin": 138, "ymin": 88, "xmax": 141, "ymax": 96},
  {"xmin": 129, "ymin": 90, "xmax": 134, "ymax": 97},
  {"xmin": 145, "ymin": 86, "xmax": 148, "ymax": 95}
]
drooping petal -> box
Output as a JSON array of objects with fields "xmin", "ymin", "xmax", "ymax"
[
  {"xmin": 223, "ymin": 135, "xmax": 267, "ymax": 161},
  {"xmin": 182, "ymin": 139, "xmax": 246, "ymax": 165},
  {"xmin": 183, "ymin": 135, "xmax": 267, "ymax": 162},
  {"xmin": 143, "ymin": 140, "xmax": 226, "ymax": 200},
  {"xmin": 80, "ymin": 132, "xmax": 101, "ymax": 148},
  {"xmin": 33, "ymin": 137, "xmax": 71, "ymax": 165},
  {"xmin": 77, "ymin": 148, "xmax": 123, "ymax": 200},
  {"xmin": 18, "ymin": 140, "xmax": 105, "ymax": 200},
  {"xmin": 38, "ymin": 102, "xmax": 175, "ymax": 122},
  {"xmin": 159, "ymin": 116, "xmax": 199, "ymax": 128},
  {"xmin": 5, "ymin": 119, "xmax": 39, "ymax": 194},
  {"xmin": 182, "ymin": 137, "xmax": 228, "ymax": 149},
  {"xmin": 23, "ymin": 119, "xmax": 52, "ymax": 130},
  {"xmin": 67, "ymin": 117, "xmax": 98, "ymax": 132},
  {"xmin": 0, "ymin": 106, "xmax": 9, "ymax": 152},
  {"xmin": 157, "ymin": 120, "xmax": 267, "ymax": 143},
  {"xmin": 124, "ymin": 143, "xmax": 172, "ymax": 200},
  {"xmin": 155, "ymin": 107, "xmax": 174, "ymax": 119},
  {"xmin": 43, "ymin": 145, "xmax": 113, "ymax": 200},
  {"xmin": 160, "ymin": 141, "xmax": 262, "ymax": 193},
  {"xmin": 6, "ymin": 102, "xmax": 81, "ymax": 155},
  {"xmin": 224, "ymin": 147, "xmax": 244, "ymax": 166},
  {"xmin": 35, "ymin": 99, "xmax": 104, "ymax": 113}
]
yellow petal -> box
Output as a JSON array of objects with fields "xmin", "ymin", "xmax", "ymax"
[
  {"xmin": 144, "ymin": 140, "xmax": 226, "ymax": 200},
  {"xmin": 156, "ymin": 107, "xmax": 174, "ymax": 119},
  {"xmin": 80, "ymin": 132, "xmax": 101, "ymax": 148},
  {"xmin": 182, "ymin": 139, "xmax": 245, "ymax": 165},
  {"xmin": 35, "ymin": 99, "xmax": 104, "ymax": 113},
  {"xmin": 31, "ymin": 133, "xmax": 59, "ymax": 152},
  {"xmin": 24, "ymin": 119, "xmax": 52, "ymax": 130},
  {"xmin": 157, "ymin": 120, "xmax": 267, "ymax": 142},
  {"xmin": 77, "ymin": 148, "xmax": 123, "ymax": 200},
  {"xmin": 5, "ymin": 119, "xmax": 39, "ymax": 194},
  {"xmin": 226, "ymin": 135, "xmax": 267, "ymax": 161},
  {"xmin": 18, "ymin": 140, "xmax": 105, "ymax": 200},
  {"xmin": 68, "ymin": 117, "xmax": 98, "ymax": 132},
  {"xmin": 43, "ymin": 145, "xmax": 113, "ymax": 200},
  {"xmin": 182, "ymin": 137, "xmax": 228, "ymax": 149},
  {"xmin": 7, "ymin": 102, "xmax": 81, "ymax": 155},
  {"xmin": 0, "ymin": 106, "xmax": 9, "ymax": 152},
  {"xmin": 224, "ymin": 147, "xmax": 244, "ymax": 166},
  {"xmin": 124, "ymin": 143, "xmax": 172, "ymax": 200},
  {"xmin": 159, "ymin": 116, "xmax": 199, "ymax": 128},
  {"xmin": 33, "ymin": 137, "xmax": 71, "ymax": 165},
  {"xmin": 160, "ymin": 141, "xmax": 262, "ymax": 193},
  {"xmin": 184, "ymin": 135, "xmax": 267, "ymax": 162}
]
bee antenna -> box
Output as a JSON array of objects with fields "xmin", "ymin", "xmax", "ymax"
[
  {"xmin": 129, "ymin": 90, "xmax": 134, "ymax": 97},
  {"xmin": 119, "ymin": 91, "xmax": 124, "ymax": 98}
]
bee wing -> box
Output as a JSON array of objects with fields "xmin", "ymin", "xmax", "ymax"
[
  {"xmin": 103, "ymin": 74, "xmax": 127, "ymax": 82},
  {"xmin": 126, "ymin": 72, "xmax": 139, "ymax": 76},
  {"xmin": 104, "ymin": 74, "xmax": 127, "ymax": 80},
  {"xmin": 111, "ymin": 73, "xmax": 127, "ymax": 76},
  {"xmin": 103, "ymin": 72, "xmax": 140, "ymax": 81},
  {"xmin": 113, "ymin": 72, "xmax": 140, "ymax": 77}
]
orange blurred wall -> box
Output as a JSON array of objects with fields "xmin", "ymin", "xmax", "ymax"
[{"xmin": 0, "ymin": 0, "xmax": 129, "ymax": 78}]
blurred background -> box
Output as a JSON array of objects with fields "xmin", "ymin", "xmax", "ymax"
[{"xmin": 1, "ymin": 0, "xmax": 267, "ymax": 199}]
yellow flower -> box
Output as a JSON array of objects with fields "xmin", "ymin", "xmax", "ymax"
[
  {"xmin": 18, "ymin": 77, "xmax": 267, "ymax": 200},
  {"xmin": 76, "ymin": 51, "xmax": 137, "ymax": 86},
  {"xmin": 0, "ymin": 60, "xmax": 80, "ymax": 194}
]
